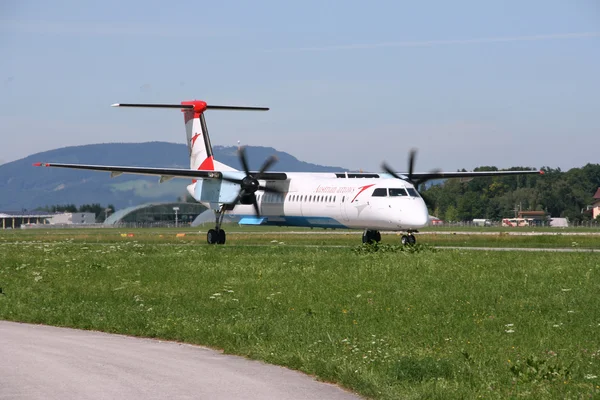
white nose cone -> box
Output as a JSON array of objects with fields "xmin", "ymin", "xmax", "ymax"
[{"xmin": 403, "ymin": 200, "xmax": 430, "ymax": 229}]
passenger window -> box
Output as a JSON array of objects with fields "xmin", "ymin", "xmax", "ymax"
[
  {"xmin": 372, "ymin": 188, "xmax": 388, "ymax": 197},
  {"xmin": 389, "ymin": 188, "xmax": 408, "ymax": 197}
]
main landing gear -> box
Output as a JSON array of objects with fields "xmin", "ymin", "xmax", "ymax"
[
  {"xmin": 362, "ymin": 230, "xmax": 417, "ymax": 245},
  {"xmin": 207, "ymin": 207, "xmax": 227, "ymax": 245},
  {"xmin": 362, "ymin": 229, "xmax": 382, "ymax": 244}
]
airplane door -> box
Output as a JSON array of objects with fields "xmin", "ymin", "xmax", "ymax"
[{"xmin": 340, "ymin": 195, "xmax": 349, "ymax": 221}]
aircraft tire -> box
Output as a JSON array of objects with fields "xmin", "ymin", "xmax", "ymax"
[
  {"xmin": 408, "ymin": 235, "xmax": 416, "ymax": 245},
  {"xmin": 362, "ymin": 230, "xmax": 379, "ymax": 244},
  {"xmin": 401, "ymin": 235, "xmax": 409, "ymax": 245},
  {"xmin": 374, "ymin": 231, "xmax": 381, "ymax": 242},
  {"xmin": 217, "ymin": 230, "xmax": 226, "ymax": 245},
  {"xmin": 362, "ymin": 231, "xmax": 371, "ymax": 244},
  {"xmin": 207, "ymin": 229, "xmax": 218, "ymax": 245}
]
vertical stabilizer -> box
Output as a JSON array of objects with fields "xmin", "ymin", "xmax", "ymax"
[{"xmin": 181, "ymin": 100, "xmax": 215, "ymax": 171}]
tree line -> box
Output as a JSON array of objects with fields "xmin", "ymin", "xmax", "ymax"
[{"xmin": 421, "ymin": 163, "xmax": 600, "ymax": 223}]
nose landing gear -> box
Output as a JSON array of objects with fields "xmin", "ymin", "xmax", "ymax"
[{"xmin": 400, "ymin": 233, "xmax": 417, "ymax": 245}]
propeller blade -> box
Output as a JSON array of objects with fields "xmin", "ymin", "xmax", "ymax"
[
  {"xmin": 408, "ymin": 149, "xmax": 416, "ymax": 182},
  {"xmin": 256, "ymin": 155, "xmax": 278, "ymax": 178},
  {"xmin": 413, "ymin": 169, "xmax": 441, "ymax": 187},
  {"xmin": 381, "ymin": 162, "xmax": 404, "ymax": 181},
  {"xmin": 251, "ymin": 195, "xmax": 260, "ymax": 216},
  {"xmin": 238, "ymin": 146, "xmax": 251, "ymax": 175}
]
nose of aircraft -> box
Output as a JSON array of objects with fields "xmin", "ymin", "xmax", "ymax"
[{"xmin": 401, "ymin": 199, "xmax": 430, "ymax": 228}]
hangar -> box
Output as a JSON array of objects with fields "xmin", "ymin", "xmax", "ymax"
[
  {"xmin": 103, "ymin": 202, "xmax": 207, "ymax": 227},
  {"xmin": 0, "ymin": 211, "xmax": 54, "ymax": 229}
]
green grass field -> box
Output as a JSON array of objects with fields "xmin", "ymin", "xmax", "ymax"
[{"xmin": 1, "ymin": 228, "xmax": 599, "ymax": 399}]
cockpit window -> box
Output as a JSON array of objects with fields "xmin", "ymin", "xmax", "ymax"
[
  {"xmin": 406, "ymin": 188, "xmax": 420, "ymax": 197},
  {"xmin": 389, "ymin": 188, "xmax": 408, "ymax": 197},
  {"xmin": 372, "ymin": 188, "xmax": 388, "ymax": 197}
]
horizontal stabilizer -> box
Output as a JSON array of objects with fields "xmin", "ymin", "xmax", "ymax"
[{"xmin": 112, "ymin": 103, "xmax": 269, "ymax": 111}]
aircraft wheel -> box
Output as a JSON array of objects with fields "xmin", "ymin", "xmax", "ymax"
[
  {"xmin": 408, "ymin": 234, "xmax": 416, "ymax": 245},
  {"xmin": 207, "ymin": 229, "xmax": 218, "ymax": 245},
  {"xmin": 362, "ymin": 230, "xmax": 380, "ymax": 244},
  {"xmin": 217, "ymin": 229, "xmax": 226, "ymax": 245},
  {"xmin": 374, "ymin": 231, "xmax": 381, "ymax": 243},
  {"xmin": 401, "ymin": 235, "xmax": 409, "ymax": 245}
]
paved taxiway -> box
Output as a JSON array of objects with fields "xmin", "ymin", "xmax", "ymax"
[{"xmin": 0, "ymin": 321, "xmax": 360, "ymax": 400}]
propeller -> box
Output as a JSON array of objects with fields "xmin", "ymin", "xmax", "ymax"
[
  {"xmin": 381, "ymin": 149, "xmax": 438, "ymax": 208},
  {"xmin": 221, "ymin": 146, "xmax": 283, "ymax": 216}
]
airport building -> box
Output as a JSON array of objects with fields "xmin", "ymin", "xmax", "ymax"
[
  {"xmin": 0, "ymin": 211, "xmax": 54, "ymax": 229},
  {"xmin": 49, "ymin": 212, "xmax": 96, "ymax": 225},
  {"xmin": 103, "ymin": 202, "xmax": 207, "ymax": 226}
]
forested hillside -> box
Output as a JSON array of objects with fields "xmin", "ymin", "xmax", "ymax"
[{"xmin": 422, "ymin": 164, "xmax": 600, "ymax": 222}]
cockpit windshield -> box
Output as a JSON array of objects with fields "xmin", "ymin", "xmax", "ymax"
[
  {"xmin": 372, "ymin": 188, "xmax": 387, "ymax": 197},
  {"xmin": 406, "ymin": 188, "xmax": 420, "ymax": 197},
  {"xmin": 389, "ymin": 188, "xmax": 408, "ymax": 197},
  {"xmin": 371, "ymin": 187, "xmax": 421, "ymax": 198}
]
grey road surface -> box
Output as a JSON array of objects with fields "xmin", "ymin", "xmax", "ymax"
[{"xmin": 0, "ymin": 321, "xmax": 360, "ymax": 400}]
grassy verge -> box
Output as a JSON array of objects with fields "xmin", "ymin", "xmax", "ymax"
[{"xmin": 1, "ymin": 232, "xmax": 599, "ymax": 398}]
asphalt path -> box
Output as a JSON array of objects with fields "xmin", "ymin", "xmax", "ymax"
[{"xmin": 0, "ymin": 321, "xmax": 360, "ymax": 400}]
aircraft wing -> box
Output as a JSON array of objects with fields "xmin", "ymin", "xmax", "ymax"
[
  {"xmin": 409, "ymin": 169, "xmax": 543, "ymax": 180},
  {"xmin": 33, "ymin": 162, "xmax": 224, "ymax": 182},
  {"xmin": 32, "ymin": 162, "xmax": 288, "ymax": 182}
]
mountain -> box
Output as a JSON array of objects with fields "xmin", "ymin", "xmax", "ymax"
[{"xmin": 0, "ymin": 142, "xmax": 347, "ymax": 210}]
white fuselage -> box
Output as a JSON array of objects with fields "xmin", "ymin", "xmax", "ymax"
[{"xmin": 192, "ymin": 172, "xmax": 430, "ymax": 231}]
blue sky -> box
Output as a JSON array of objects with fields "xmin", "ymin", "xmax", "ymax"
[{"xmin": 1, "ymin": 0, "xmax": 599, "ymax": 172}]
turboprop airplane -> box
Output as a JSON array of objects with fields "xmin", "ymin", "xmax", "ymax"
[{"xmin": 34, "ymin": 100, "xmax": 542, "ymax": 245}]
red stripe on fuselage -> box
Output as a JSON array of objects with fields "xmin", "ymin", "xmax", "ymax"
[{"xmin": 350, "ymin": 184, "xmax": 376, "ymax": 203}]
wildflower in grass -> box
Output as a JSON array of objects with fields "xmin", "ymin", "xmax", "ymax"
[
  {"xmin": 505, "ymin": 323, "xmax": 514, "ymax": 327},
  {"xmin": 584, "ymin": 374, "xmax": 597, "ymax": 380},
  {"xmin": 561, "ymin": 288, "xmax": 571, "ymax": 292},
  {"xmin": 342, "ymin": 309, "xmax": 348, "ymax": 314},
  {"xmin": 505, "ymin": 329, "xmax": 515, "ymax": 333}
]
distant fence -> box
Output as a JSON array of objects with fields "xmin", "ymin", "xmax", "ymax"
[{"xmin": 439, "ymin": 220, "xmax": 600, "ymax": 229}]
